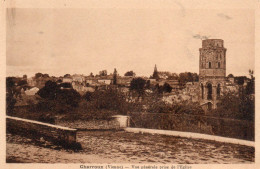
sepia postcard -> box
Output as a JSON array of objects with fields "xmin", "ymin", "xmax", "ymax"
[{"xmin": 0, "ymin": 0, "xmax": 259, "ymax": 169}]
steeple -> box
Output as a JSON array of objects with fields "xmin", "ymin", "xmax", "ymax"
[
  {"xmin": 154, "ymin": 64, "xmax": 158, "ymax": 72},
  {"xmin": 152, "ymin": 64, "xmax": 159, "ymax": 80},
  {"xmin": 113, "ymin": 68, "xmax": 117, "ymax": 85}
]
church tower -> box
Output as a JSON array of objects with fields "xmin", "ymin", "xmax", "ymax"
[{"xmin": 199, "ymin": 39, "xmax": 227, "ymax": 109}]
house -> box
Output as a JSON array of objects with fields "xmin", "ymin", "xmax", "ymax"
[
  {"xmin": 148, "ymin": 79, "xmax": 157, "ymax": 85},
  {"xmin": 167, "ymin": 80, "xmax": 180, "ymax": 90},
  {"xmin": 63, "ymin": 77, "xmax": 73, "ymax": 83},
  {"xmin": 72, "ymin": 74, "xmax": 85, "ymax": 83},
  {"xmin": 27, "ymin": 77, "xmax": 37, "ymax": 86},
  {"xmin": 25, "ymin": 87, "xmax": 39, "ymax": 96},
  {"xmin": 85, "ymin": 76, "xmax": 98, "ymax": 86},
  {"xmin": 117, "ymin": 76, "xmax": 133, "ymax": 86},
  {"xmin": 35, "ymin": 77, "xmax": 52, "ymax": 89},
  {"xmin": 98, "ymin": 79, "xmax": 112, "ymax": 85}
]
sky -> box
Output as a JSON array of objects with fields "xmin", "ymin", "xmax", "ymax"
[{"xmin": 6, "ymin": 8, "xmax": 254, "ymax": 78}]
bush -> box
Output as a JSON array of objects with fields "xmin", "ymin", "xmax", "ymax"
[
  {"xmin": 37, "ymin": 81, "xmax": 81, "ymax": 114},
  {"xmin": 141, "ymin": 92, "xmax": 204, "ymax": 115},
  {"xmin": 67, "ymin": 87, "xmax": 140, "ymax": 120},
  {"xmin": 213, "ymin": 90, "xmax": 254, "ymax": 121},
  {"xmin": 171, "ymin": 101, "xmax": 205, "ymax": 115}
]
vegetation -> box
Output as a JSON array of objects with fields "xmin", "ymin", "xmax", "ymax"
[
  {"xmin": 99, "ymin": 70, "xmax": 107, "ymax": 76},
  {"xmin": 124, "ymin": 71, "xmax": 135, "ymax": 76},
  {"xmin": 178, "ymin": 72, "xmax": 199, "ymax": 86},
  {"xmin": 213, "ymin": 70, "xmax": 255, "ymax": 121},
  {"xmin": 113, "ymin": 68, "xmax": 117, "ymax": 85},
  {"xmin": 154, "ymin": 83, "xmax": 173, "ymax": 94},
  {"xmin": 35, "ymin": 73, "xmax": 49, "ymax": 78},
  {"xmin": 64, "ymin": 74, "xmax": 71, "ymax": 78},
  {"xmin": 213, "ymin": 90, "xmax": 254, "ymax": 121},
  {"xmin": 37, "ymin": 80, "xmax": 81, "ymax": 113},
  {"xmin": 6, "ymin": 69, "xmax": 254, "ymax": 132},
  {"xmin": 130, "ymin": 77, "xmax": 146, "ymax": 98},
  {"xmin": 6, "ymin": 77, "xmax": 17, "ymax": 114}
]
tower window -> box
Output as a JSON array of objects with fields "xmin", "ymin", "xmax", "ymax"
[
  {"xmin": 208, "ymin": 62, "xmax": 211, "ymax": 68},
  {"xmin": 201, "ymin": 84, "xmax": 204, "ymax": 99},
  {"xmin": 217, "ymin": 84, "xmax": 221, "ymax": 98},
  {"xmin": 207, "ymin": 83, "xmax": 212, "ymax": 100},
  {"xmin": 218, "ymin": 62, "xmax": 220, "ymax": 68}
]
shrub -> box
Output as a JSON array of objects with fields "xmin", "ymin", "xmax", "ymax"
[
  {"xmin": 37, "ymin": 81, "xmax": 81, "ymax": 114},
  {"xmin": 213, "ymin": 90, "xmax": 254, "ymax": 121}
]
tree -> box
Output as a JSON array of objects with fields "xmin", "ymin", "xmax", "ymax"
[
  {"xmin": 113, "ymin": 68, "xmax": 117, "ymax": 85},
  {"xmin": 17, "ymin": 80, "xmax": 27, "ymax": 86},
  {"xmin": 214, "ymin": 90, "xmax": 254, "ymax": 121},
  {"xmin": 35, "ymin": 73, "xmax": 43, "ymax": 79},
  {"xmin": 163, "ymin": 83, "xmax": 172, "ymax": 93},
  {"xmin": 55, "ymin": 89, "xmax": 81, "ymax": 108},
  {"xmin": 99, "ymin": 70, "xmax": 107, "ymax": 76},
  {"xmin": 246, "ymin": 69, "xmax": 255, "ymax": 95},
  {"xmin": 178, "ymin": 72, "xmax": 199, "ymax": 85},
  {"xmin": 234, "ymin": 76, "xmax": 247, "ymax": 85},
  {"xmin": 130, "ymin": 77, "xmax": 146, "ymax": 97},
  {"xmin": 43, "ymin": 74, "xmax": 49, "ymax": 78},
  {"xmin": 145, "ymin": 80, "xmax": 151, "ymax": 89},
  {"xmin": 59, "ymin": 82, "xmax": 72, "ymax": 89},
  {"xmin": 57, "ymin": 79, "xmax": 62, "ymax": 83},
  {"xmin": 83, "ymin": 91, "xmax": 93, "ymax": 101},
  {"xmin": 167, "ymin": 73, "xmax": 179, "ymax": 80},
  {"xmin": 124, "ymin": 71, "xmax": 135, "ymax": 77},
  {"xmin": 64, "ymin": 74, "xmax": 71, "ymax": 78},
  {"xmin": 37, "ymin": 81, "xmax": 81, "ymax": 113},
  {"xmin": 6, "ymin": 77, "xmax": 16, "ymax": 114},
  {"xmin": 227, "ymin": 74, "xmax": 234, "ymax": 78},
  {"xmin": 90, "ymin": 72, "xmax": 94, "ymax": 77},
  {"xmin": 37, "ymin": 80, "xmax": 59, "ymax": 100},
  {"xmin": 23, "ymin": 75, "xmax": 27, "ymax": 79}
]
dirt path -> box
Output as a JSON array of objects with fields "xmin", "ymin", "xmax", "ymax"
[{"xmin": 6, "ymin": 131, "xmax": 254, "ymax": 163}]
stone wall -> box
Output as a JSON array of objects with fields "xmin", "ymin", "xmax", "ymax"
[
  {"xmin": 6, "ymin": 116, "xmax": 77, "ymax": 147},
  {"xmin": 129, "ymin": 112, "xmax": 254, "ymax": 141},
  {"xmin": 55, "ymin": 115, "xmax": 129, "ymax": 130}
]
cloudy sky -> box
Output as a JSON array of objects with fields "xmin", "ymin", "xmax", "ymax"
[{"xmin": 6, "ymin": 8, "xmax": 254, "ymax": 77}]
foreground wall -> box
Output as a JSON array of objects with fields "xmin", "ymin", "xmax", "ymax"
[
  {"xmin": 55, "ymin": 115, "xmax": 129, "ymax": 130},
  {"xmin": 6, "ymin": 116, "xmax": 78, "ymax": 147},
  {"xmin": 129, "ymin": 112, "xmax": 254, "ymax": 141}
]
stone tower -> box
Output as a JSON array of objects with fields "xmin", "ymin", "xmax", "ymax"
[{"xmin": 199, "ymin": 39, "xmax": 227, "ymax": 110}]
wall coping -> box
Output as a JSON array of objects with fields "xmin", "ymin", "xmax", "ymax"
[
  {"xmin": 112, "ymin": 115, "xmax": 129, "ymax": 118},
  {"xmin": 7, "ymin": 116, "xmax": 77, "ymax": 131},
  {"xmin": 125, "ymin": 127, "xmax": 255, "ymax": 147}
]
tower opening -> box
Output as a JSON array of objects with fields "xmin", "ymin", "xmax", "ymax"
[
  {"xmin": 207, "ymin": 83, "xmax": 212, "ymax": 100},
  {"xmin": 199, "ymin": 39, "xmax": 227, "ymax": 109},
  {"xmin": 201, "ymin": 84, "xmax": 204, "ymax": 99},
  {"xmin": 208, "ymin": 102, "xmax": 212, "ymax": 110},
  {"xmin": 217, "ymin": 84, "xmax": 221, "ymax": 98}
]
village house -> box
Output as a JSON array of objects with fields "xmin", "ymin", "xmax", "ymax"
[
  {"xmin": 117, "ymin": 76, "xmax": 133, "ymax": 87},
  {"xmin": 97, "ymin": 79, "xmax": 112, "ymax": 85},
  {"xmin": 62, "ymin": 77, "xmax": 73, "ymax": 83},
  {"xmin": 24, "ymin": 87, "xmax": 39, "ymax": 96},
  {"xmin": 27, "ymin": 77, "xmax": 37, "ymax": 86},
  {"xmin": 167, "ymin": 80, "xmax": 180, "ymax": 90},
  {"xmin": 72, "ymin": 81, "xmax": 95, "ymax": 95},
  {"xmin": 72, "ymin": 74, "xmax": 85, "ymax": 83}
]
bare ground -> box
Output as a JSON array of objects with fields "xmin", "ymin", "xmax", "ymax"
[{"xmin": 6, "ymin": 130, "xmax": 254, "ymax": 163}]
